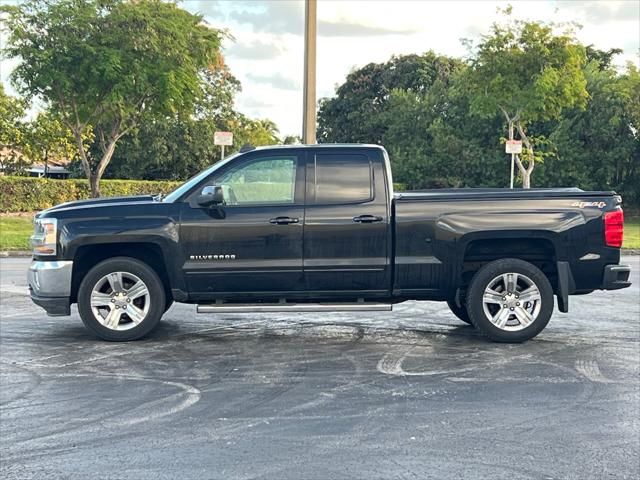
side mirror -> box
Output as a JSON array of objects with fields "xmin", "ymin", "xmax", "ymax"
[{"xmin": 196, "ymin": 185, "xmax": 225, "ymax": 207}]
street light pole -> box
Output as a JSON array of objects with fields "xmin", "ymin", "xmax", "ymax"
[{"xmin": 302, "ymin": 0, "xmax": 317, "ymax": 144}]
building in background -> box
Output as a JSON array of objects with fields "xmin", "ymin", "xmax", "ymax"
[{"xmin": 0, "ymin": 147, "xmax": 71, "ymax": 179}]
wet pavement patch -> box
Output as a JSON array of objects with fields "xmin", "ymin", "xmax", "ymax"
[{"xmin": 1, "ymin": 257, "xmax": 639, "ymax": 479}]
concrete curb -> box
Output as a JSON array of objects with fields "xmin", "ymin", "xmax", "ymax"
[{"xmin": 0, "ymin": 251, "xmax": 32, "ymax": 257}]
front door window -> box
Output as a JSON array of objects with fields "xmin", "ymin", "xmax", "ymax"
[{"xmin": 215, "ymin": 156, "xmax": 297, "ymax": 205}]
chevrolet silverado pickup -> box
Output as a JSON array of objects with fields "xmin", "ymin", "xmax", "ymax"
[{"xmin": 28, "ymin": 144, "xmax": 631, "ymax": 342}]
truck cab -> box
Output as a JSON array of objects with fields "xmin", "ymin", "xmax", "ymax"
[{"xmin": 174, "ymin": 145, "xmax": 392, "ymax": 302}]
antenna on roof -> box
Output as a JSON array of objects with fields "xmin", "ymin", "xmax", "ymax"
[{"xmin": 239, "ymin": 144, "xmax": 255, "ymax": 153}]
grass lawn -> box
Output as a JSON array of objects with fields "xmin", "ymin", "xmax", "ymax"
[
  {"xmin": 0, "ymin": 214, "xmax": 639, "ymax": 251},
  {"xmin": 625, "ymin": 218, "xmax": 640, "ymax": 250},
  {"xmin": 0, "ymin": 216, "xmax": 33, "ymax": 251}
]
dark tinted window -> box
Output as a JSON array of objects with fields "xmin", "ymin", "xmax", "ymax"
[{"xmin": 315, "ymin": 154, "xmax": 372, "ymax": 204}]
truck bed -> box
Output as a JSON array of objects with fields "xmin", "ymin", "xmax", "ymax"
[
  {"xmin": 392, "ymin": 187, "xmax": 622, "ymax": 297},
  {"xmin": 395, "ymin": 187, "xmax": 617, "ymax": 202}
]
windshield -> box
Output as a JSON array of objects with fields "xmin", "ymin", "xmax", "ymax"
[{"xmin": 162, "ymin": 152, "xmax": 243, "ymax": 203}]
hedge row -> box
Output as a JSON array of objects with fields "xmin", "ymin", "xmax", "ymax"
[
  {"xmin": 0, "ymin": 176, "xmax": 182, "ymax": 213},
  {"xmin": 0, "ymin": 176, "xmax": 411, "ymax": 213}
]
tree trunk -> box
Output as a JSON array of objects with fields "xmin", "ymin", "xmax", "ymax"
[
  {"xmin": 69, "ymin": 113, "xmax": 127, "ymax": 197},
  {"xmin": 88, "ymin": 137, "xmax": 119, "ymax": 198},
  {"xmin": 89, "ymin": 173, "xmax": 100, "ymax": 198},
  {"xmin": 515, "ymin": 121, "xmax": 534, "ymax": 189},
  {"xmin": 72, "ymin": 129, "xmax": 120, "ymax": 198},
  {"xmin": 71, "ymin": 129, "xmax": 98, "ymax": 196}
]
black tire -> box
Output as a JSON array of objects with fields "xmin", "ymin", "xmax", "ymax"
[
  {"xmin": 77, "ymin": 257, "xmax": 166, "ymax": 341},
  {"xmin": 465, "ymin": 258, "xmax": 554, "ymax": 343},
  {"xmin": 164, "ymin": 299, "xmax": 174, "ymax": 312},
  {"xmin": 446, "ymin": 299, "xmax": 472, "ymax": 324}
]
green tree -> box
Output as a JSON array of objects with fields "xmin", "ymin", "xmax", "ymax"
[
  {"xmin": 234, "ymin": 118, "xmax": 280, "ymax": 147},
  {"xmin": 105, "ymin": 111, "xmax": 283, "ymax": 181},
  {"xmin": 540, "ymin": 61, "xmax": 639, "ymax": 204},
  {"xmin": 23, "ymin": 112, "xmax": 78, "ymax": 176},
  {"xmin": 105, "ymin": 114, "xmax": 219, "ymax": 180},
  {"xmin": 381, "ymin": 76, "xmax": 507, "ymax": 190},
  {"xmin": 317, "ymin": 52, "xmax": 462, "ymax": 144},
  {"xmin": 585, "ymin": 45, "xmax": 623, "ymax": 71},
  {"xmin": 102, "ymin": 63, "xmax": 242, "ymax": 180},
  {"xmin": 465, "ymin": 17, "xmax": 588, "ymax": 187},
  {"xmin": 0, "ymin": 84, "xmax": 27, "ymax": 175},
  {"xmin": 1, "ymin": 0, "xmax": 225, "ymax": 196},
  {"xmin": 283, "ymin": 135, "xmax": 301, "ymax": 145},
  {"xmin": 194, "ymin": 65, "xmax": 242, "ymax": 121}
]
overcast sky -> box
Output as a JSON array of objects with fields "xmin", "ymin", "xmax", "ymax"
[{"xmin": 2, "ymin": 0, "xmax": 639, "ymax": 137}]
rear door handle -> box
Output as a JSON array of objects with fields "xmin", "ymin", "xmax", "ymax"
[
  {"xmin": 353, "ymin": 215, "xmax": 383, "ymax": 223},
  {"xmin": 269, "ymin": 216, "xmax": 299, "ymax": 225}
]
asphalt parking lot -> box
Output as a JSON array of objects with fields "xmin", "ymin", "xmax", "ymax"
[{"xmin": 1, "ymin": 256, "xmax": 639, "ymax": 480}]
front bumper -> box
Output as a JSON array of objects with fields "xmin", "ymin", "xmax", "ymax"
[
  {"xmin": 28, "ymin": 260, "xmax": 73, "ymax": 316},
  {"xmin": 602, "ymin": 264, "xmax": 631, "ymax": 290}
]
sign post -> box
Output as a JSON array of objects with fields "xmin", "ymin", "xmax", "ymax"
[
  {"xmin": 214, "ymin": 131, "xmax": 233, "ymax": 159},
  {"xmin": 505, "ymin": 140, "xmax": 523, "ymax": 189}
]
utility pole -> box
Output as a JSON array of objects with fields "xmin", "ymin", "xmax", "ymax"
[{"xmin": 302, "ymin": 0, "xmax": 317, "ymax": 144}]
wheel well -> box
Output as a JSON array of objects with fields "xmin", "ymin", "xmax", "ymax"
[
  {"xmin": 70, "ymin": 243, "xmax": 172, "ymax": 303},
  {"xmin": 460, "ymin": 238, "xmax": 557, "ymax": 292}
]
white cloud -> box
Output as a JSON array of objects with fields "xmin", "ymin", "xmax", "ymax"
[
  {"xmin": 2, "ymin": 0, "xmax": 638, "ymax": 137},
  {"xmin": 246, "ymin": 71, "xmax": 300, "ymax": 90},
  {"xmin": 226, "ymin": 38, "xmax": 284, "ymax": 60},
  {"xmin": 205, "ymin": 0, "xmax": 640, "ymax": 136}
]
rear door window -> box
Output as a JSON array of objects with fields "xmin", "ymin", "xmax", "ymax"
[{"xmin": 314, "ymin": 154, "xmax": 372, "ymax": 204}]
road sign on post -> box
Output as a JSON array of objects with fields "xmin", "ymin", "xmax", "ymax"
[
  {"xmin": 214, "ymin": 131, "xmax": 233, "ymax": 159},
  {"xmin": 505, "ymin": 140, "xmax": 522, "ymax": 154},
  {"xmin": 505, "ymin": 140, "xmax": 522, "ymax": 189}
]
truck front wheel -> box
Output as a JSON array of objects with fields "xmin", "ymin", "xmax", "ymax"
[
  {"xmin": 465, "ymin": 258, "xmax": 553, "ymax": 343},
  {"xmin": 77, "ymin": 257, "xmax": 166, "ymax": 341}
]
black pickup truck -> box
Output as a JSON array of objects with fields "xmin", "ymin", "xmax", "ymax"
[{"xmin": 28, "ymin": 144, "xmax": 631, "ymax": 342}]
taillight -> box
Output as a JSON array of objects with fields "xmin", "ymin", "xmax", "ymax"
[{"xmin": 604, "ymin": 210, "xmax": 624, "ymax": 248}]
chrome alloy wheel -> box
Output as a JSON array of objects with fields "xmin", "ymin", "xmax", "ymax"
[
  {"xmin": 90, "ymin": 272, "xmax": 150, "ymax": 331},
  {"xmin": 481, "ymin": 272, "xmax": 542, "ymax": 332}
]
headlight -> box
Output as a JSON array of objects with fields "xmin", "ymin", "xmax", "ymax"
[{"xmin": 31, "ymin": 218, "xmax": 57, "ymax": 256}]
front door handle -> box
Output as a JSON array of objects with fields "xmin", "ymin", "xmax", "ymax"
[
  {"xmin": 353, "ymin": 215, "xmax": 383, "ymax": 223},
  {"xmin": 269, "ymin": 216, "xmax": 299, "ymax": 225}
]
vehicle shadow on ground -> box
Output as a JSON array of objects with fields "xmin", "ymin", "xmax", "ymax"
[{"xmin": 27, "ymin": 315, "xmax": 567, "ymax": 366}]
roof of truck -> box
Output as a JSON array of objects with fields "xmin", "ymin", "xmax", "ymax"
[{"xmin": 249, "ymin": 143, "xmax": 386, "ymax": 151}]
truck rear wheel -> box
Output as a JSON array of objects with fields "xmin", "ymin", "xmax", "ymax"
[
  {"xmin": 446, "ymin": 299, "xmax": 471, "ymax": 324},
  {"xmin": 77, "ymin": 257, "xmax": 166, "ymax": 341},
  {"xmin": 465, "ymin": 258, "xmax": 553, "ymax": 343}
]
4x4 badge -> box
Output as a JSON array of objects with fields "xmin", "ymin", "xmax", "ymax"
[{"xmin": 571, "ymin": 201, "xmax": 606, "ymax": 209}]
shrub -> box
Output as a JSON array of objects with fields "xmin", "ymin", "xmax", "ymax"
[
  {"xmin": 0, "ymin": 176, "xmax": 181, "ymax": 212},
  {"xmin": 1, "ymin": 177, "xmax": 410, "ymax": 212}
]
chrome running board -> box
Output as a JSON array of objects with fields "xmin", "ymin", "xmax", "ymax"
[{"xmin": 197, "ymin": 302, "xmax": 393, "ymax": 314}]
